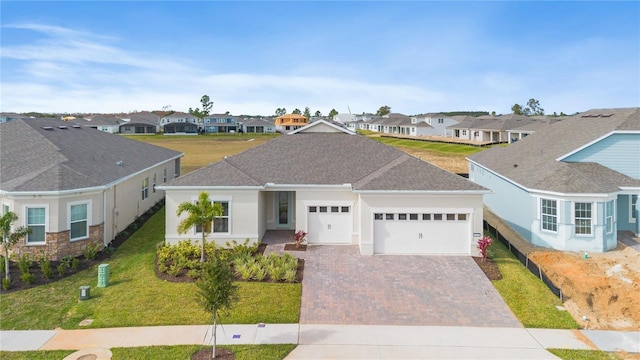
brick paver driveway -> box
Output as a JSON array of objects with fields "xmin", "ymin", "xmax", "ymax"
[{"xmin": 298, "ymin": 245, "xmax": 521, "ymax": 327}]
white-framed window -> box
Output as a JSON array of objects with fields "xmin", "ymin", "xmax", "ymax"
[
  {"xmin": 69, "ymin": 202, "xmax": 89, "ymax": 241},
  {"xmin": 574, "ymin": 202, "xmax": 592, "ymax": 236},
  {"xmin": 541, "ymin": 198, "xmax": 558, "ymax": 232},
  {"xmin": 631, "ymin": 195, "xmax": 638, "ymax": 223},
  {"xmin": 605, "ymin": 200, "xmax": 614, "ymax": 234},
  {"xmin": 153, "ymin": 174, "xmax": 157, "ymax": 193},
  {"xmin": 194, "ymin": 200, "xmax": 230, "ymax": 234},
  {"xmin": 141, "ymin": 177, "xmax": 149, "ymax": 200},
  {"xmin": 2, "ymin": 204, "xmax": 9, "ymax": 215},
  {"xmin": 26, "ymin": 206, "xmax": 46, "ymax": 244},
  {"xmin": 163, "ymin": 168, "xmax": 167, "ymax": 183},
  {"xmin": 462, "ymin": 130, "xmax": 467, "ymax": 136}
]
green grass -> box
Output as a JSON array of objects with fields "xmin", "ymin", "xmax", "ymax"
[
  {"xmin": 372, "ymin": 137, "xmax": 487, "ymax": 155},
  {"xmin": 0, "ymin": 208, "xmax": 301, "ymax": 330},
  {"xmin": 548, "ymin": 349, "xmax": 622, "ymax": 360},
  {"xmin": 0, "ymin": 344, "xmax": 297, "ymax": 360},
  {"xmin": 490, "ymin": 238, "xmax": 580, "ymax": 329}
]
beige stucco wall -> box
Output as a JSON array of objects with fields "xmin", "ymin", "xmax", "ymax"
[
  {"xmin": 164, "ymin": 188, "xmax": 261, "ymax": 247},
  {"xmin": 358, "ymin": 193, "xmax": 484, "ymax": 256}
]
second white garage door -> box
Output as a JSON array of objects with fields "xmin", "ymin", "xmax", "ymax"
[
  {"xmin": 308, "ymin": 205, "xmax": 352, "ymax": 244},
  {"xmin": 374, "ymin": 212, "xmax": 470, "ymax": 254}
]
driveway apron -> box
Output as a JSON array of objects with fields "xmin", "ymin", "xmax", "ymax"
[{"xmin": 298, "ymin": 245, "xmax": 521, "ymax": 327}]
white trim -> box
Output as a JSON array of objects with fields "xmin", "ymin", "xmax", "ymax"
[
  {"xmin": 288, "ymin": 120, "xmax": 356, "ymax": 135},
  {"xmin": 23, "ymin": 204, "xmax": 49, "ymax": 245},
  {"xmin": 630, "ymin": 194, "xmax": 638, "ymax": 223},
  {"xmin": 68, "ymin": 199, "xmax": 92, "ymax": 242},
  {"xmin": 157, "ymin": 185, "xmax": 263, "ymax": 191},
  {"xmin": 189, "ymin": 195, "xmax": 233, "ymax": 236},
  {"xmin": 355, "ymin": 190, "xmax": 490, "ymax": 195},
  {"xmin": 539, "ymin": 197, "xmax": 559, "ymax": 234},
  {"xmin": 556, "ymin": 130, "xmax": 640, "ymax": 161}
]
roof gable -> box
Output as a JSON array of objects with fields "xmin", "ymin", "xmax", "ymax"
[{"xmin": 289, "ymin": 120, "xmax": 354, "ymax": 135}]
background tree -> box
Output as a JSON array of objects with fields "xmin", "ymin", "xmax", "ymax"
[
  {"xmin": 189, "ymin": 94, "xmax": 214, "ymax": 119},
  {"xmin": 292, "ymin": 108, "xmax": 302, "ymax": 115},
  {"xmin": 0, "ymin": 211, "xmax": 31, "ymax": 283},
  {"xmin": 511, "ymin": 103, "xmax": 525, "ymax": 115},
  {"xmin": 177, "ymin": 192, "xmax": 223, "ymax": 262},
  {"xmin": 303, "ymin": 107, "xmax": 311, "ymax": 118},
  {"xmin": 275, "ymin": 108, "xmax": 286, "ymax": 116},
  {"xmin": 328, "ymin": 108, "xmax": 338, "ymax": 119},
  {"xmin": 376, "ymin": 105, "xmax": 391, "ymax": 116},
  {"xmin": 314, "ymin": 110, "xmax": 322, "ymax": 117},
  {"xmin": 526, "ymin": 98, "xmax": 544, "ymax": 115},
  {"xmin": 196, "ymin": 253, "xmax": 238, "ymax": 359}
]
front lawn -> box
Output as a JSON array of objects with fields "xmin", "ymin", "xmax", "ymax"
[
  {"xmin": 372, "ymin": 137, "xmax": 486, "ymax": 155},
  {"xmin": 0, "ymin": 208, "xmax": 301, "ymax": 330},
  {"xmin": 489, "ymin": 238, "xmax": 580, "ymax": 329},
  {"xmin": 548, "ymin": 349, "xmax": 621, "ymax": 360},
  {"xmin": 0, "ymin": 344, "xmax": 297, "ymax": 360}
]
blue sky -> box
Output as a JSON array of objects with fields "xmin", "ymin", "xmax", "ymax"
[{"xmin": 1, "ymin": 1, "xmax": 639, "ymax": 116}]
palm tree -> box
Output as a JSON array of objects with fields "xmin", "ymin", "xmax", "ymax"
[
  {"xmin": 0, "ymin": 211, "xmax": 31, "ymax": 282},
  {"xmin": 177, "ymin": 192, "xmax": 223, "ymax": 262}
]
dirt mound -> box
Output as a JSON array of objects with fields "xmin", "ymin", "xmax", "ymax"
[{"xmin": 529, "ymin": 244, "xmax": 640, "ymax": 330}]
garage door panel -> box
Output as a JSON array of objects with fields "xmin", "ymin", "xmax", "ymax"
[
  {"xmin": 308, "ymin": 205, "xmax": 352, "ymax": 244},
  {"xmin": 374, "ymin": 212, "xmax": 470, "ymax": 255}
]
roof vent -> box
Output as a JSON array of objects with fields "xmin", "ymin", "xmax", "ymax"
[
  {"xmin": 58, "ymin": 126, "xmax": 68, "ymax": 129},
  {"xmin": 72, "ymin": 124, "xmax": 82, "ymax": 128},
  {"xmin": 42, "ymin": 126, "xmax": 54, "ymax": 130},
  {"xmin": 116, "ymin": 160, "xmax": 123, "ymax": 166}
]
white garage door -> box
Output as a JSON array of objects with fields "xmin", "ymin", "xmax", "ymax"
[
  {"xmin": 374, "ymin": 212, "xmax": 470, "ymax": 254},
  {"xmin": 308, "ymin": 205, "xmax": 352, "ymax": 244}
]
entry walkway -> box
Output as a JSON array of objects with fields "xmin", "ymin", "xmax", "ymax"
[{"xmin": 1, "ymin": 325, "xmax": 638, "ymax": 359}]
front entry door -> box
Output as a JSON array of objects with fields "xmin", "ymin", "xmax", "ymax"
[{"xmin": 276, "ymin": 192, "xmax": 291, "ymax": 228}]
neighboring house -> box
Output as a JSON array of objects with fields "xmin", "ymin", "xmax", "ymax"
[
  {"xmin": 468, "ymin": 108, "xmax": 640, "ymax": 253},
  {"xmin": 161, "ymin": 112, "xmax": 200, "ymax": 134},
  {"xmin": 0, "ymin": 113, "xmax": 25, "ymax": 123},
  {"xmin": 119, "ymin": 112, "xmax": 160, "ymax": 134},
  {"xmin": 0, "ymin": 118, "xmax": 183, "ymax": 260},
  {"xmin": 159, "ymin": 120, "xmax": 488, "ymax": 256},
  {"xmin": 367, "ymin": 113, "xmax": 411, "ymax": 134},
  {"xmin": 241, "ymin": 118, "xmax": 276, "ymax": 133},
  {"xmin": 414, "ymin": 113, "xmax": 460, "ymax": 137},
  {"xmin": 83, "ymin": 115, "xmax": 122, "ymax": 134},
  {"xmin": 449, "ymin": 114, "xmax": 535, "ymax": 143},
  {"xmin": 332, "ymin": 113, "xmax": 356, "ymax": 124},
  {"xmin": 203, "ymin": 114, "xmax": 239, "ymax": 133},
  {"xmin": 274, "ymin": 114, "xmax": 308, "ymax": 132}
]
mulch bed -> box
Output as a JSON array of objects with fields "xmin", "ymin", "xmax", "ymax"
[
  {"xmin": 0, "ymin": 203, "xmax": 160, "ymax": 294},
  {"xmin": 192, "ymin": 347, "xmax": 234, "ymax": 360},
  {"xmin": 472, "ymin": 256, "xmax": 502, "ymax": 281},
  {"xmin": 283, "ymin": 243, "xmax": 307, "ymax": 251}
]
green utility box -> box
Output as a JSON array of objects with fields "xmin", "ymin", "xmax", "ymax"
[
  {"xmin": 79, "ymin": 286, "xmax": 90, "ymax": 300},
  {"xmin": 97, "ymin": 263, "xmax": 109, "ymax": 288}
]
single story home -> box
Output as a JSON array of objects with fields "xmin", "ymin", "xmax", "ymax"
[
  {"xmin": 240, "ymin": 118, "xmax": 276, "ymax": 133},
  {"xmin": 119, "ymin": 111, "xmax": 160, "ymax": 134},
  {"xmin": 0, "ymin": 118, "xmax": 183, "ymax": 260},
  {"xmin": 159, "ymin": 120, "xmax": 488, "ymax": 256},
  {"xmin": 468, "ymin": 108, "xmax": 640, "ymax": 252}
]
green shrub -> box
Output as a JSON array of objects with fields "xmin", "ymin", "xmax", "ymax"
[
  {"xmin": 283, "ymin": 268, "xmax": 297, "ymax": 283},
  {"xmin": 0, "ymin": 255, "xmax": 5, "ymax": 276},
  {"xmin": 17, "ymin": 254, "xmax": 32, "ymax": 274},
  {"xmin": 187, "ymin": 269, "xmax": 201, "ymax": 280},
  {"xmin": 1, "ymin": 278, "xmax": 10, "ymax": 290},
  {"xmin": 71, "ymin": 258, "xmax": 80, "ymax": 270},
  {"xmin": 57, "ymin": 262, "xmax": 68, "ymax": 277},
  {"xmin": 251, "ymin": 262, "xmax": 267, "ymax": 281},
  {"xmin": 235, "ymin": 262, "xmax": 254, "ymax": 281},
  {"xmin": 39, "ymin": 258, "xmax": 53, "ymax": 279},
  {"xmin": 82, "ymin": 243, "xmax": 100, "ymax": 260},
  {"xmin": 167, "ymin": 264, "xmax": 181, "ymax": 276},
  {"xmin": 20, "ymin": 271, "xmax": 35, "ymax": 284}
]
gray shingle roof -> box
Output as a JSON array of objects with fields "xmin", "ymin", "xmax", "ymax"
[
  {"xmin": 1, "ymin": 118, "xmax": 183, "ymax": 192},
  {"xmin": 469, "ymin": 108, "xmax": 640, "ymax": 193},
  {"xmin": 165, "ymin": 132, "xmax": 486, "ymax": 192}
]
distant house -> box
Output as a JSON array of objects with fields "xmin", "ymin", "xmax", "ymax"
[
  {"xmin": 413, "ymin": 113, "xmax": 460, "ymax": 137},
  {"xmin": 449, "ymin": 114, "xmax": 535, "ymax": 143},
  {"xmin": 161, "ymin": 112, "xmax": 200, "ymax": 135},
  {"xmin": 83, "ymin": 115, "xmax": 122, "ymax": 134},
  {"xmin": 119, "ymin": 112, "xmax": 160, "ymax": 134},
  {"xmin": 159, "ymin": 120, "xmax": 488, "ymax": 256},
  {"xmin": 241, "ymin": 118, "xmax": 276, "ymax": 133},
  {"xmin": 203, "ymin": 114, "xmax": 239, "ymax": 133},
  {"xmin": 468, "ymin": 108, "xmax": 640, "ymax": 253},
  {"xmin": 0, "ymin": 118, "xmax": 183, "ymax": 260},
  {"xmin": 0, "ymin": 113, "xmax": 25, "ymax": 124},
  {"xmin": 274, "ymin": 114, "xmax": 308, "ymax": 132}
]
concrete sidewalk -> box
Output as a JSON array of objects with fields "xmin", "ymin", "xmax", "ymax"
[{"xmin": 1, "ymin": 324, "xmax": 638, "ymax": 359}]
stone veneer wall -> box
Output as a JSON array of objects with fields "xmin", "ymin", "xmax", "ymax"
[{"xmin": 14, "ymin": 223, "xmax": 104, "ymax": 261}]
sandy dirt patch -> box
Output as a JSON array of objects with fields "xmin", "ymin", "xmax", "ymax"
[{"xmin": 529, "ymin": 244, "xmax": 640, "ymax": 330}]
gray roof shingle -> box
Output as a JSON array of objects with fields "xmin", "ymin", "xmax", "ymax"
[
  {"xmin": 1, "ymin": 118, "xmax": 183, "ymax": 192},
  {"xmin": 165, "ymin": 132, "xmax": 486, "ymax": 192},
  {"xmin": 468, "ymin": 108, "xmax": 640, "ymax": 193}
]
